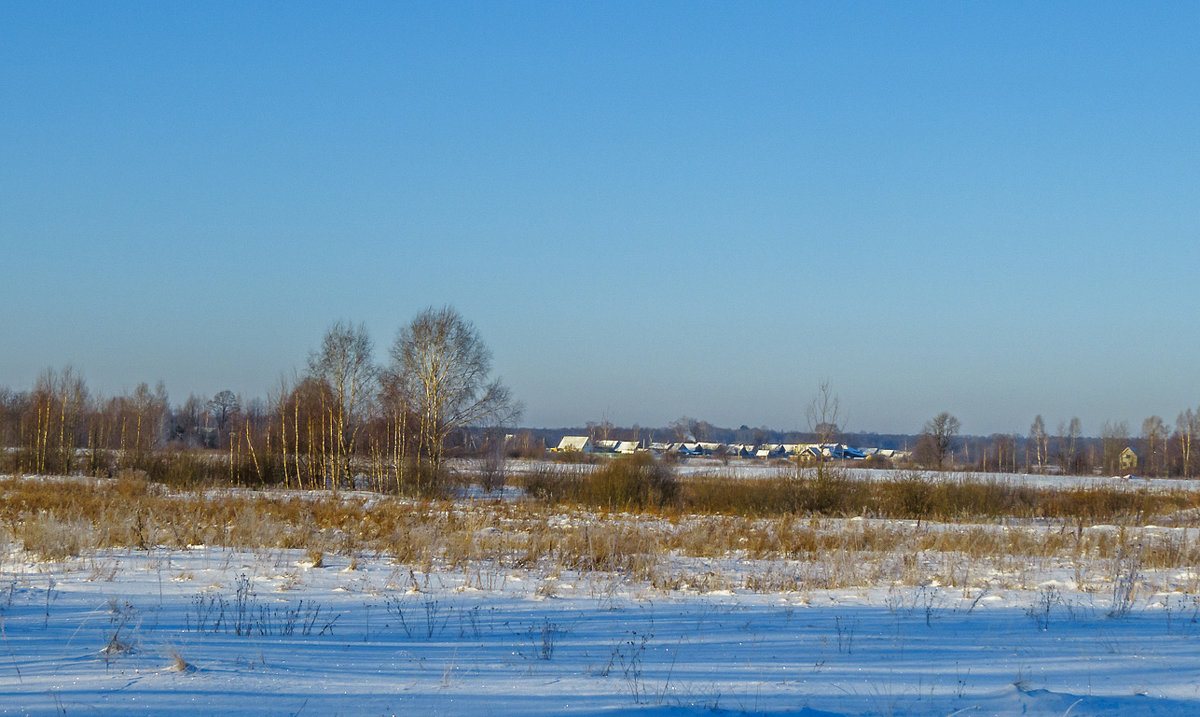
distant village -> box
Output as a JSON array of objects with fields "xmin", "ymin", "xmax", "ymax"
[
  {"xmin": 489, "ymin": 428, "xmax": 1155, "ymax": 477},
  {"xmin": 548, "ymin": 435, "xmax": 911, "ymax": 462},
  {"xmin": 517, "ymin": 433, "xmax": 1150, "ymax": 476}
]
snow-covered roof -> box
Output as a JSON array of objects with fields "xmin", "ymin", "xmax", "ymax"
[{"xmin": 555, "ymin": 436, "xmax": 591, "ymax": 452}]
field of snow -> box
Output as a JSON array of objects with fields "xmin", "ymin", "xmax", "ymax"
[
  {"xmin": 3, "ymin": 539, "xmax": 1200, "ymax": 715},
  {"xmin": 3, "ymin": 466, "xmax": 1200, "ymax": 715}
]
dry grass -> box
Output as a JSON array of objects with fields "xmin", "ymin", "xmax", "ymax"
[
  {"xmin": 3, "ymin": 470, "xmax": 1200, "ymax": 596},
  {"xmin": 166, "ymin": 646, "xmax": 194, "ymax": 673},
  {"xmin": 15, "ymin": 512, "xmax": 97, "ymax": 561}
]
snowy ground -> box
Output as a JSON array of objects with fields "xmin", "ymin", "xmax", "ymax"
[{"xmin": 3, "ymin": 541, "xmax": 1200, "ymax": 715}]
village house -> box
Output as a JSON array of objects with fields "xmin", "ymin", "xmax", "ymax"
[
  {"xmin": 1119, "ymin": 446, "xmax": 1139, "ymax": 472},
  {"xmin": 554, "ymin": 436, "xmax": 592, "ymax": 453}
]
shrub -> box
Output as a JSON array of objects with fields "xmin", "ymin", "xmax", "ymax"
[
  {"xmin": 114, "ymin": 469, "xmax": 151, "ymax": 500},
  {"xmin": 882, "ymin": 471, "xmax": 937, "ymax": 521},
  {"xmin": 773, "ymin": 465, "xmax": 860, "ymax": 516},
  {"xmin": 478, "ymin": 450, "xmax": 507, "ymax": 493},
  {"xmin": 141, "ymin": 450, "xmax": 221, "ymax": 488},
  {"xmin": 551, "ymin": 451, "xmax": 601, "ymax": 465},
  {"xmin": 860, "ymin": 454, "xmax": 894, "ymax": 470},
  {"xmin": 18, "ymin": 511, "xmax": 97, "ymax": 561},
  {"xmin": 519, "ymin": 465, "xmax": 579, "ymax": 503},
  {"xmin": 582, "ymin": 454, "xmax": 678, "ymax": 511},
  {"xmin": 389, "ymin": 460, "xmax": 449, "ymax": 498}
]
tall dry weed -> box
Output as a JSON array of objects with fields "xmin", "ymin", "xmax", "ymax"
[{"xmin": 17, "ymin": 511, "xmax": 97, "ymax": 561}]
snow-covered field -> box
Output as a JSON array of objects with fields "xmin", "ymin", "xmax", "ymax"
[
  {"xmin": 3, "ymin": 471, "xmax": 1200, "ymax": 715},
  {"xmin": 2, "ymin": 541, "xmax": 1200, "ymax": 713}
]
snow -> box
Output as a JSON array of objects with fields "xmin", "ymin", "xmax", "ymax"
[
  {"xmin": 3, "ymin": 539, "xmax": 1200, "ymax": 715},
  {"xmin": 3, "ymin": 469, "xmax": 1199, "ymax": 714}
]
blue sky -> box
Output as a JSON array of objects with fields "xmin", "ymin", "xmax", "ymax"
[{"xmin": 2, "ymin": 2, "xmax": 1198, "ymax": 436}]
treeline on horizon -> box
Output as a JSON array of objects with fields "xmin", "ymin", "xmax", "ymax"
[{"xmin": 2, "ymin": 328, "xmax": 1199, "ymax": 483}]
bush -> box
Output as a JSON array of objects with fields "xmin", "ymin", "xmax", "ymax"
[
  {"xmin": 479, "ymin": 450, "xmax": 507, "ymax": 493},
  {"xmin": 551, "ymin": 451, "xmax": 601, "ymax": 465},
  {"xmin": 84, "ymin": 448, "xmax": 117, "ymax": 477},
  {"xmin": 882, "ymin": 471, "xmax": 937, "ymax": 521},
  {"xmin": 860, "ymin": 454, "xmax": 893, "ymax": 470},
  {"xmin": 766, "ymin": 465, "xmax": 862, "ymax": 516},
  {"xmin": 393, "ymin": 460, "xmax": 449, "ymax": 498},
  {"xmin": 114, "ymin": 469, "xmax": 151, "ymax": 499},
  {"xmin": 519, "ymin": 465, "xmax": 578, "ymax": 503},
  {"xmin": 143, "ymin": 451, "xmax": 217, "ymax": 488},
  {"xmin": 681, "ymin": 474, "xmax": 789, "ymax": 516},
  {"xmin": 583, "ymin": 454, "xmax": 678, "ymax": 511},
  {"xmin": 18, "ymin": 511, "xmax": 97, "ymax": 561}
]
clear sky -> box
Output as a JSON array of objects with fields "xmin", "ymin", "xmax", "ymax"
[{"xmin": 2, "ymin": 2, "xmax": 1198, "ymax": 436}]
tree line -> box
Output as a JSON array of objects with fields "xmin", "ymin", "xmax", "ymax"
[
  {"xmin": 913, "ymin": 411, "xmax": 1200, "ymax": 478},
  {"xmin": 0, "ymin": 307, "xmax": 519, "ymax": 493}
]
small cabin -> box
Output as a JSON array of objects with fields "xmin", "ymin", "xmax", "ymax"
[{"xmin": 1119, "ymin": 446, "xmax": 1139, "ymax": 472}]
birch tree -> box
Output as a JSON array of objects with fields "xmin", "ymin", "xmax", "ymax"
[
  {"xmin": 28, "ymin": 367, "xmax": 88, "ymax": 473},
  {"xmin": 307, "ymin": 321, "xmax": 376, "ymax": 488},
  {"xmin": 1030, "ymin": 415, "xmax": 1047, "ymax": 473},
  {"xmin": 1178, "ymin": 409, "xmax": 1199, "ymax": 478},
  {"xmin": 388, "ymin": 306, "xmax": 519, "ymax": 492}
]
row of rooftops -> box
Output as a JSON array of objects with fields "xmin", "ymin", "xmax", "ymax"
[{"xmin": 552, "ymin": 436, "xmax": 911, "ymax": 461}]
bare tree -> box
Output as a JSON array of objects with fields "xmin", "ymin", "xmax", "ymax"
[
  {"xmin": 207, "ymin": 390, "xmax": 240, "ymax": 435},
  {"xmin": 307, "ymin": 320, "xmax": 377, "ymax": 488},
  {"xmin": 1142, "ymin": 415, "xmax": 1166, "ymax": 477},
  {"xmin": 173, "ymin": 394, "xmax": 205, "ymax": 446},
  {"xmin": 1029, "ymin": 415, "xmax": 1047, "ymax": 473},
  {"xmin": 387, "ymin": 306, "xmax": 520, "ymax": 492},
  {"xmin": 670, "ymin": 416, "xmax": 699, "ymax": 442},
  {"xmin": 28, "ymin": 366, "xmax": 88, "ymax": 473},
  {"xmin": 987, "ymin": 433, "xmax": 1018, "ymax": 474},
  {"xmin": 0, "ymin": 387, "xmax": 30, "ymax": 465},
  {"xmin": 1100, "ymin": 420, "xmax": 1129, "ymax": 475},
  {"xmin": 478, "ymin": 426, "xmax": 508, "ymax": 493},
  {"xmin": 1178, "ymin": 409, "xmax": 1199, "ymax": 478},
  {"xmin": 1065, "ymin": 417, "xmax": 1082, "ymax": 474},
  {"xmin": 127, "ymin": 381, "xmax": 168, "ymax": 467},
  {"xmin": 588, "ymin": 417, "xmax": 614, "ymax": 442},
  {"xmin": 806, "ymin": 380, "xmax": 842, "ymax": 449},
  {"xmin": 919, "ymin": 411, "xmax": 960, "ymax": 470}
]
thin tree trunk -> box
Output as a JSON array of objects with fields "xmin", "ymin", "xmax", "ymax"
[{"xmin": 246, "ymin": 419, "xmax": 261, "ymax": 484}]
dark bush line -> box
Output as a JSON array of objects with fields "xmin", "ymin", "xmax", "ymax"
[
  {"xmin": 518, "ymin": 459, "xmax": 1198, "ymax": 523},
  {"xmin": 687, "ymin": 469, "xmax": 1196, "ymax": 522}
]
